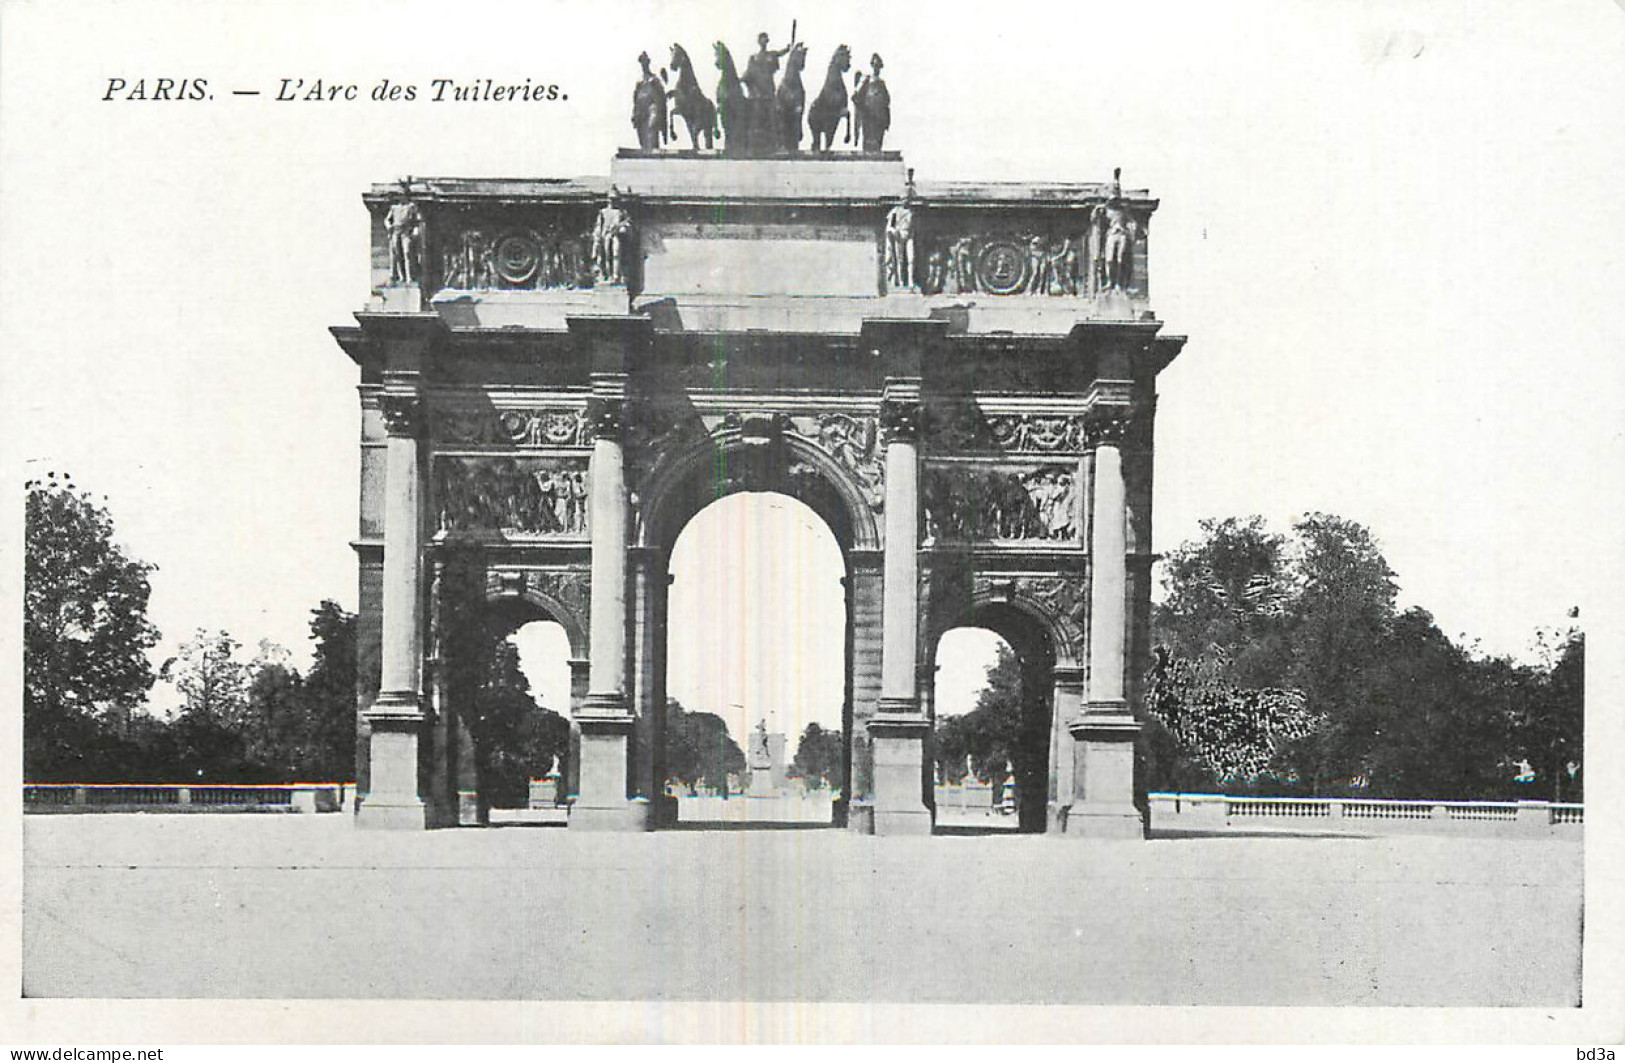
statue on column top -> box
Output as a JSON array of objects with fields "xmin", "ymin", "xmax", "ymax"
[
  {"xmin": 384, "ymin": 183, "xmax": 423, "ymax": 286},
  {"xmin": 1091, "ymin": 167, "xmax": 1138, "ymax": 293},
  {"xmin": 592, "ymin": 186, "xmax": 632, "ymax": 286},
  {"xmin": 884, "ymin": 175, "xmax": 917, "ymax": 292}
]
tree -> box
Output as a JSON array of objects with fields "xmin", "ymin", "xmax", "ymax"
[
  {"xmin": 934, "ymin": 643, "xmax": 1022, "ymax": 785},
  {"xmin": 24, "ymin": 472, "xmax": 161, "ymax": 778},
  {"xmin": 1144, "ymin": 645, "xmax": 1319, "ymax": 789},
  {"xmin": 1153, "ymin": 513, "xmax": 1583, "ymax": 801},
  {"xmin": 789, "ymin": 722, "xmax": 844, "ymax": 789},
  {"xmin": 162, "ymin": 629, "xmax": 252, "ymax": 727},
  {"xmin": 1156, "ymin": 515, "xmax": 1292, "ymax": 688},
  {"xmin": 663, "ymin": 699, "xmax": 745, "ymax": 794},
  {"xmin": 298, "ymin": 600, "xmax": 361, "ymax": 781},
  {"xmin": 466, "ymin": 639, "xmax": 569, "ymax": 809}
]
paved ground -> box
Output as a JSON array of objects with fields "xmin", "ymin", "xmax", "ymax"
[{"xmin": 22, "ymin": 813, "xmax": 1582, "ymax": 1004}]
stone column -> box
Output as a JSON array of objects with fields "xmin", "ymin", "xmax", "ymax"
[
  {"xmin": 868, "ymin": 390, "xmax": 932, "ymax": 835},
  {"xmin": 630, "ymin": 547, "xmax": 676, "ymax": 826},
  {"xmin": 843, "ymin": 553, "xmax": 885, "ymax": 832},
  {"xmin": 1067, "ymin": 409, "xmax": 1144, "ymax": 838},
  {"xmin": 572, "ymin": 393, "xmax": 641, "ymax": 831},
  {"xmin": 357, "ymin": 390, "xmax": 429, "ymax": 829}
]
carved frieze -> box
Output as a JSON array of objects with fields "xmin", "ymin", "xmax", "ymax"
[
  {"xmin": 484, "ymin": 567, "xmax": 591, "ymax": 627},
  {"xmin": 921, "ymin": 464, "xmax": 1079, "ymax": 543},
  {"xmin": 430, "ymin": 407, "xmax": 589, "ymax": 447},
  {"xmin": 924, "ymin": 402, "xmax": 1086, "ymax": 455},
  {"xmin": 919, "ymin": 230, "xmax": 1084, "ymax": 297},
  {"xmin": 794, "ymin": 412, "xmax": 884, "ymax": 510},
  {"xmin": 435, "ymin": 456, "xmax": 590, "ymax": 537},
  {"xmin": 980, "ymin": 573, "xmax": 1087, "ymax": 626},
  {"xmin": 439, "ymin": 223, "xmax": 594, "ymax": 292}
]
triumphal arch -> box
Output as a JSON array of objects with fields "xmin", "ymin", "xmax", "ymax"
[{"xmin": 332, "ymin": 38, "xmax": 1184, "ymax": 836}]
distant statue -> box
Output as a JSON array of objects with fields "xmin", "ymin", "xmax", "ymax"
[
  {"xmin": 592, "ymin": 187, "xmax": 632, "ymax": 286},
  {"xmin": 776, "ymin": 41, "xmax": 809, "ymax": 152},
  {"xmin": 885, "ymin": 186, "xmax": 917, "ymax": 291},
  {"xmin": 1091, "ymin": 167, "xmax": 1138, "ymax": 292},
  {"xmin": 631, "ymin": 51, "xmax": 667, "ymax": 151},
  {"xmin": 713, "ymin": 41, "xmax": 750, "ymax": 154},
  {"xmin": 667, "ymin": 43, "xmax": 716, "ymax": 151},
  {"xmin": 852, "ymin": 53, "xmax": 891, "ymax": 153},
  {"xmin": 807, "ymin": 44, "xmax": 852, "ymax": 152},
  {"xmin": 384, "ymin": 192, "xmax": 423, "ymax": 285},
  {"xmin": 751, "ymin": 719, "xmax": 771, "ymax": 761}
]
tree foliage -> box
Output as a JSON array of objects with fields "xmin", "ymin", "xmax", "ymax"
[
  {"xmin": 465, "ymin": 638, "xmax": 570, "ymax": 809},
  {"xmin": 1152, "ymin": 514, "xmax": 1583, "ymax": 800},
  {"xmin": 663, "ymin": 700, "xmax": 745, "ymax": 794},
  {"xmin": 788, "ymin": 722, "xmax": 844, "ymax": 789},
  {"xmin": 934, "ymin": 642, "xmax": 1022, "ymax": 785},
  {"xmin": 24, "ymin": 473, "xmax": 161, "ymax": 778}
]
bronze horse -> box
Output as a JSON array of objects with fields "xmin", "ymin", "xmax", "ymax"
[
  {"xmin": 807, "ymin": 44, "xmax": 852, "ymax": 153},
  {"xmin": 775, "ymin": 41, "xmax": 809, "ymax": 153},
  {"xmin": 712, "ymin": 41, "xmax": 750, "ymax": 154},
  {"xmin": 667, "ymin": 43, "xmax": 716, "ymax": 151}
]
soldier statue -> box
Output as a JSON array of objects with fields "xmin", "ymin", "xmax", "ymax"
[
  {"xmin": 1091, "ymin": 167, "xmax": 1138, "ymax": 293},
  {"xmin": 631, "ymin": 51, "xmax": 667, "ymax": 151},
  {"xmin": 384, "ymin": 188, "xmax": 423, "ymax": 285},
  {"xmin": 852, "ymin": 53, "xmax": 891, "ymax": 153},
  {"xmin": 592, "ymin": 186, "xmax": 632, "ymax": 286},
  {"xmin": 885, "ymin": 183, "xmax": 917, "ymax": 291}
]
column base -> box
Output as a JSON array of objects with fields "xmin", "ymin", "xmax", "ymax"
[
  {"xmin": 358, "ymin": 692, "xmax": 429, "ymax": 830},
  {"xmin": 873, "ymin": 808, "xmax": 934, "ymax": 836},
  {"xmin": 355, "ymin": 797, "xmax": 429, "ymax": 831},
  {"xmin": 1068, "ymin": 706, "xmax": 1142, "ymax": 840},
  {"xmin": 1061, "ymin": 802, "xmax": 1146, "ymax": 839},
  {"xmin": 868, "ymin": 710, "xmax": 932, "ymax": 831},
  {"xmin": 571, "ymin": 695, "xmax": 642, "ymax": 831},
  {"xmin": 569, "ymin": 799, "xmax": 649, "ymax": 832}
]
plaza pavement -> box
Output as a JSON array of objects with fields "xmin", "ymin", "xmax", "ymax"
[{"xmin": 21, "ymin": 811, "xmax": 1581, "ymax": 1004}]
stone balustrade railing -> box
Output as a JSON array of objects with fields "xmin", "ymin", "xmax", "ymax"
[
  {"xmin": 23, "ymin": 783, "xmax": 351, "ymax": 814},
  {"xmin": 1150, "ymin": 793, "xmax": 1583, "ymax": 836}
]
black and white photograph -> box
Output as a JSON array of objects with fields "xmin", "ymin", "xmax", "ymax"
[{"xmin": 2, "ymin": 0, "xmax": 1622, "ymax": 1048}]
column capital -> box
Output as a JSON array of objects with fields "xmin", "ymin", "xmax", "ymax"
[
  {"xmin": 585, "ymin": 396, "xmax": 626, "ymax": 441},
  {"xmin": 879, "ymin": 395, "xmax": 923, "ymax": 443},
  {"xmin": 379, "ymin": 392, "xmax": 425, "ymax": 439},
  {"xmin": 1082, "ymin": 406, "xmax": 1135, "ymax": 448}
]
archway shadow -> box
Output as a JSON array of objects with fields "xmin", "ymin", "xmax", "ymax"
[
  {"xmin": 934, "ymin": 824, "xmax": 1025, "ymax": 837},
  {"xmin": 668, "ymin": 820, "xmax": 840, "ymax": 832},
  {"xmin": 1148, "ymin": 828, "xmax": 1374, "ymax": 841}
]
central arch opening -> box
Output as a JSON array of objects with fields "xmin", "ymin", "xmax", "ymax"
[{"xmin": 666, "ymin": 491, "xmax": 846, "ymax": 825}]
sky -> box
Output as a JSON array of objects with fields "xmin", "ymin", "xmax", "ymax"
[{"xmin": 3, "ymin": 0, "xmax": 1623, "ymax": 749}]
